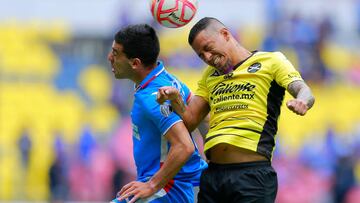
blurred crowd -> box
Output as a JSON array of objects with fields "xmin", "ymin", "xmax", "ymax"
[{"xmin": 1, "ymin": 1, "xmax": 360, "ymax": 203}]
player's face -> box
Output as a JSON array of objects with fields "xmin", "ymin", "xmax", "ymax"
[
  {"xmin": 108, "ymin": 41, "xmax": 133, "ymax": 79},
  {"xmin": 191, "ymin": 29, "xmax": 232, "ymax": 74}
]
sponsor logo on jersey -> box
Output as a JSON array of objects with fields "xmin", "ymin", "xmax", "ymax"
[
  {"xmin": 211, "ymin": 70, "xmax": 220, "ymax": 77},
  {"xmin": 212, "ymin": 82, "xmax": 256, "ymax": 96},
  {"xmin": 288, "ymin": 72, "xmax": 302, "ymax": 79},
  {"xmin": 223, "ymin": 73, "xmax": 233, "ymax": 80},
  {"xmin": 214, "ymin": 104, "xmax": 249, "ymax": 113},
  {"xmin": 132, "ymin": 124, "xmax": 140, "ymax": 140},
  {"xmin": 247, "ymin": 62, "xmax": 261, "ymax": 73}
]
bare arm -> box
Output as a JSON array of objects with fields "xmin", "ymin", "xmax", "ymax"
[
  {"xmin": 196, "ymin": 114, "xmax": 209, "ymax": 140},
  {"xmin": 157, "ymin": 86, "xmax": 210, "ymax": 132},
  {"xmin": 148, "ymin": 122, "xmax": 195, "ymax": 190},
  {"xmin": 286, "ymin": 80, "xmax": 315, "ymax": 115},
  {"xmin": 117, "ymin": 122, "xmax": 194, "ymax": 203}
]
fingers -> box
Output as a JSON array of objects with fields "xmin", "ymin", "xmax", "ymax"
[
  {"xmin": 118, "ymin": 188, "xmax": 137, "ymax": 202},
  {"xmin": 117, "ymin": 181, "xmax": 138, "ymax": 202},
  {"xmin": 118, "ymin": 181, "xmax": 134, "ymax": 196},
  {"xmin": 156, "ymin": 86, "xmax": 179, "ymax": 104},
  {"xmin": 128, "ymin": 194, "xmax": 140, "ymax": 203},
  {"xmin": 156, "ymin": 88, "xmax": 167, "ymax": 104},
  {"xmin": 116, "ymin": 181, "xmax": 156, "ymax": 203},
  {"xmin": 286, "ymin": 99, "xmax": 308, "ymax": 116}
]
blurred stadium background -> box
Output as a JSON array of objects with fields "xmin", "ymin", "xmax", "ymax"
[{"xmin": 0, "ymin": 0, "xmax": 360, "ymax": 202}]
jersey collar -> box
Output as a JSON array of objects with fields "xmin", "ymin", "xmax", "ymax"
[
  {"xmin": 135, "ymin": 61, "xmax": 165, "ymax": 92},
  {"xmin": 232, "ymin": 50, "xmax": 258, "ymax": 71}
]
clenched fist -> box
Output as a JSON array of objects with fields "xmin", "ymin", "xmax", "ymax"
[
  {"xmin": 156, "ymin": 86, "xmax": 180, "ymax": 104},
  {"xmin": 286, "ymin": 99, "xmax": 308, "ymax": 116}
]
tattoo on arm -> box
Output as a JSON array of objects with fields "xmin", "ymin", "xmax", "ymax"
[
  {"xmin": 287, "ymin": 80, "xmax": 303, "ymax": 97},
  {"xmin": 287, "ymin": 80, "xmax": 315, "ymax": 109},
  {"xmin": 171, "ymin": 95, "xmax": 186, "ymax": 113}
]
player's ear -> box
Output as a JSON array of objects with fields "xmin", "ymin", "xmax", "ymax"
[
  {"xmin": 220, "ymin": 28, "xmax": 230, "ymax": 41},
  {"xmin": 130, "ymin": 58, "xmax": 142, "ymax": 69}
]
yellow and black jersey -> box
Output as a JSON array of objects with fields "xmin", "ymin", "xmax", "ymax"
[{"xmin": 196, "ymin": 51, "xmax": 303, "ymax": 159}]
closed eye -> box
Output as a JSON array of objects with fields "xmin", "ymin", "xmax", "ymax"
[{"xmin": 112, "ymin": 48, "xmax": 119, "ymax": 56}]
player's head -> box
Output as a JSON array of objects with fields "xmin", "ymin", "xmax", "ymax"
[
  {"xmin": 108, "ymin": 24, "xmax": 160, "ymax": 79},
  {"xmin": 188, "ymin": 17, "xmax": 236, "ymax": 73}
]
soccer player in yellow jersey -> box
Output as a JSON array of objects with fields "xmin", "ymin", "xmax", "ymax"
[{"xmin": 157, "ymin": 17, "xmax": 315, "ymax": 203}]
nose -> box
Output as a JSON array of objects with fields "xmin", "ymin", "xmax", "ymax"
[
  {"xmin": 107, "ymin": 52, "xmax": 113, "ymax": 62},
  {"xmin": 203, "ymin": 52, "xmax": 212, "ymax": 63}
]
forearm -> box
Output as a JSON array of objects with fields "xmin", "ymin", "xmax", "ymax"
[
  {"xmin": 197, "ymin": 114, "xmax": 209, "ymax": 140},
  {"xmin": 296, "ymin": 86, "xmax": 315, "ymax": 109},
  {"xmin": 157, "ymin": 87, "xmax": 210, "ymax": 131},
  {"xmin": 170, "ymin": 96, "xmax": 201, "ymax": 132},
  {"xmin": 148, "ymin": 144, "xmax": 193, "ymax": 191},
  {"xmin": 288, "ymin": 80, "xmax": 315, "ymax": 109}
]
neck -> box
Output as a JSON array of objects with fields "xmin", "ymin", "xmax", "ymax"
[
  {"xmin": 220, "ymin": 46, "xmax": 251, "ymax": 75},
  {"xmin": 231, "ymin": 44, "xmax": 252, "ymax": 66},
  {"xmin": 220, "ymin": 46, "xmax": 252, "ymax": 75},
  {"xmin": 133, "ymin": 64, "xmax": 156, "ymax": 86}
]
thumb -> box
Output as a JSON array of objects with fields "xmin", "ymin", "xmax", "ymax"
[
  {"xmin": 286, "ymin": 100, "xmax": 295, "ymax": 109},
  {"xmin": 156, "ymin": 92, "xmax": 165, "ymax": 104},
  {"xmin": 287, "ymin": 99, "xmax": 295, "ymax": 106}
]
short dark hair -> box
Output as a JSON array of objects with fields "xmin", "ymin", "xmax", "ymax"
[
  {"xmin": 114, "ymin": 24, "xmax": 160, "ymax": 67},
  {"xmin": 188, "ymin": 17, "xmax": 224, "ymax": 45}
]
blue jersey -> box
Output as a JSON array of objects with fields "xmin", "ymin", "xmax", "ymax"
[{"xmin": 131, "ymin": 61, "xmax": 207, "ymax": 187}]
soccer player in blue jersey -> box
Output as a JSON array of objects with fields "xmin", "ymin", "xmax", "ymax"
[{"xmin": 107, "ymin": 24, "xmax": 207, "ymax": 203}]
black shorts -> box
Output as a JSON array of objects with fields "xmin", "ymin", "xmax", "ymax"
[{"xmin": 198, "ymin": 161, "xmax": 278, "ymax": 203}]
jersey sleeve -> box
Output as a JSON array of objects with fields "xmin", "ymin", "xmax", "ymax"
[
  {"xmin": 195, "ymin": 67, "xmax": 212, "ymax": 101},
  {"xmin": 272, "ymin": 52, "xmax": 304, "ymax": 89},
  {"xmin": 139, "ymin": 93, "xmax": 183, "ymax": 136},
  {"xmin": 179, "ymin": 81, "xmax": 192, "ymax": 104}
]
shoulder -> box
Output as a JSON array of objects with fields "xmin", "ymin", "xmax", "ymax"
[
  {"xmin": 199, "ymin": 66, "xmax": 218, "ymax": 79},
  {"xmin": 155, "ymin": 72, "xmax": 175, "ymax": 87},
  {"xmin": 252, "ymin": 51, "xmax": 292, "ymax": 70},
  {"xmin": 135, "ymin": 89, "xmax": 159, "ymax": 111},
  {"xmin": 252, "ymin": 51, "xmax": 286, "ymax": 60},
  {"xmin": 272, "ymin": 51, "xmax": 288, "ymax": 61}
]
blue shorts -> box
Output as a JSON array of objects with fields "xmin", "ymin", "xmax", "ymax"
[{"xmin": 111, "ymin": 180, "xmax": 196, "ymax": 203}]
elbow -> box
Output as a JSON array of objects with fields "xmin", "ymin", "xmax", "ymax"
[
  {"xmin": 312, "ymin": 95, "xmax": 315, "ymax": 104},
  {"xmin": 183, "ymin": 143, "xmax": 195, "ymax": 158},
  {"xmin": 186, "ymin": 123, "xmax": 198, "ymax": 133},
  {"xmin": 312, "ymin": 96, "xmax": 315, "ymax": 106},
  {"xmin": 182, "ymin": 119, "xmax": 197, "ymax": 133}
]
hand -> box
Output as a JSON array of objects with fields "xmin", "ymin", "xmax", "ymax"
[
  {"xmin": 286, "ymin": 99, "xmax": 308, "ymax": 116},
  {"xmin": 157, "ymin": 86, "xmax": 180, "ymax": 104},
  {"xmin": 117, "ymin": 181, "xmax": 157, "ymax": 203}
]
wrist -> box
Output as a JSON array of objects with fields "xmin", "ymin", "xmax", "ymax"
[
  {"xmin": 148, "ymin": 178, "xmax": 162, "ymax": 192},
  {"xmin": 171, "ymin": 95, "xmax": 186, "ymax": 113}
]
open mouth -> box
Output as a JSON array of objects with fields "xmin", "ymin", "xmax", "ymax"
[
  {"xmin": 212, "ymin": 56, "xmax": 222, "ymax": 68},
  {"xmin": 214, "ymin": 57, "xmax": 220, "ymax": 66}
]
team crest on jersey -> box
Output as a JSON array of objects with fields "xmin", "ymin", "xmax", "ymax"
[
  {"xmin": 247, "ymin": 63, "xmax": 261, "ymax": 73},
  {"xmin": 160, "ymin": 103, "xmax": 173, "ymax": 117}
]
